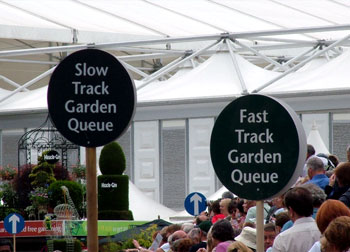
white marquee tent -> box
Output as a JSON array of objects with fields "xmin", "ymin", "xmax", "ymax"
[{"xmin": 2, "ymin": 0, "xmax": 350, "ymax": 213}]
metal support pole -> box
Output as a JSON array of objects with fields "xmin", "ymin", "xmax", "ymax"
[
  {"xmin": 226, "ymin": 39, "xmax": 248, "ymax": 94},
  {"xmin": 0, "ymin": 67, "xmax": 56, "ymax": 104},
  {"xmin": 252, "ymin": 33, "xmax": 350, "ymax": 93},
  {"xmin": 137, "ymin": 39, "xmax": 223, "ymax": 90}
]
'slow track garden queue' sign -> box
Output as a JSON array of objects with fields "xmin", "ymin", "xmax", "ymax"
[
  {"xmin": 210, "ymin": 94, "xmax": 306, "ymax": 200},
  {"xmin": 47, "ymin": 49, "xmax": 136, "ymax": 147}
]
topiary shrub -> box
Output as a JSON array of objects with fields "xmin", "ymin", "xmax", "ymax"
[
  {"xmin": 98, "ymin": 141, "xmax": 133, "ymax": 220},
  {"xmin": 99, "ymin": 142, "xmax": 126, "ymax": 175},
  {"xmin": 48, "ymin": 180, "xmax": 83, "ymax": 216},
  {"xmin": 29, "ymin": 151, "xmax": 56, "ymax": 187}
]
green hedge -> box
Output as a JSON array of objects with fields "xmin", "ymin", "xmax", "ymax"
[
  {"xmin": 99, "ymin": 142, "xmax": 126, "ymax": 175},
  {"xmin": 98, "ymin": 210, "xmax": 133, "ymax": 220},
  {"xmin": 98, "ymin": 175, "xmax": 129, "ymax": 211}
]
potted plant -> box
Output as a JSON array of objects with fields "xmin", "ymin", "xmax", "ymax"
[
  {"xmin": 72, "ymin": 165, "xmax": 86, "ymax": 179},
  {"xmin": 0, "ymin": 165, "xmax": 17, "ymax": 180}
]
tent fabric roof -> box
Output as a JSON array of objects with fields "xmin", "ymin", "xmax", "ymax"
[
  {"xmin": 1, "ymin": 0, "xmax": 350, "ymax": 44},
  {"xmin": 1, "ymin": 47, "xmax": 350, "ymax": 114}
]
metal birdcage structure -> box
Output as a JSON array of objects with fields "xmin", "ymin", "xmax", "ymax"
[{"xmin": 17, "ymin": 115, "xmax": 80, "ymax": 175}]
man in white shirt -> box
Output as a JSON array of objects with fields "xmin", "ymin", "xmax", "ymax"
[{"xmin": 271, "ymin": 187, "xmax": 321, "ymax": 252}]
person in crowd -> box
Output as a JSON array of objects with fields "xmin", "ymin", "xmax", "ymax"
[
  {"xmin": 264, "ymin": 223, "xmax": 276, "ymax": 252},
  {"xmin": 194, "ymin": 211, "xmax": 209, "ymax": 225},
  {"xmin": 245, "ymin": 200, "xmax": 270, "ymax": 225},
  {"xmin": 301, "ymin": 183, "xmax": 327, "ymax": 218},
  {"xmin": 320, "ymin": 216, "xmax": 350, "ymax": 252},
  {"xmin": 302, "ymin": 144, "xmax": 316, "ymax": 177},
  {"xmin": 169, "ymin": 230, "xmax": 187, "ymax": 245},
  {"xmin": 226, "ymin": 200, "xmax": 237, "ymax": 221},
  {"xmin": 274, "ymin": 212, "xmax": 290, "ymax": 234},
  {"xmin": 233, "ymin": 199, "xmax": 246, "ymax": 229},
  {"xmin": 182, "ymin": 222, "xmax": 195, "ymax": 234},
  {"xmin": 325, "ymin": 161, "xmax": 350, "ymax": 200},
  {"xmin": 210, "ymin": 219, "xmax": 234, "ymax": 252},
  {"xmin": 308, "ymin": 199, "xmax": 350, "ymax": 252},
  {"xmin": 227, "ymin": 241, "xmax": 254, "ymax": 252},
  {"xmin": 271, "ymin": 187, "xmax": 321, "ymax": 252},
  {"xmin": 222, "ymin": 191, "xmax": 235, "ymax": 200},
  {"xmin": 346, "ymin": 145, "xmax": 350, "ymax": 162},
  {"xmin": 210, "ymin": 199, "xmax": 225, "ymax": 224},
  {"xmin": 188, "ymin": 228, "xmax": 201, "ymax": 245},
  {"xmin": 305, "ymin": 157, "xmax": 329, "ymax": 190},
  {"xmin": 156, "ymin": 225, "xmax": 182, "ymax": 252},
  {"xmin": 327, "ymin": 154, "xmax": 339, "ymax": 168},
  {"xmin": 172, "ymin": 238, "xmax": 193, "ymax": 252},
  {"xmin": 266, "ymin": 194, "xmax": 285, "ymax": 223},
  {"xmin": 234, "ymin": 226, "xmax": 256, "ymax": 252},
  {"xmin": 189, "ymin": 220, "xmax": 211, "ymax": 252},
  {"xmin": 220, "ymin": 198, "xmax": 232, "ymax": 217}
]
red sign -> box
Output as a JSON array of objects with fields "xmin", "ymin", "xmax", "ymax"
[{"xmin": 0, "ymin": 221, "xmax": 63, "ymax": 237}]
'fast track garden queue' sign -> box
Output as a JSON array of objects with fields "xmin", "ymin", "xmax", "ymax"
[
  {"xmin": 210, "ymin": 94, "xmax": 306, "ymax": 200},
  {"xmin": 47, "ymin": 49, "xmax": 136, "ymax": 147}
]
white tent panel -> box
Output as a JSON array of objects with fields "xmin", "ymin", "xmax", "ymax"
[
  {"xmin": 307, "ymin": 122, "xmax": 330, "ymax": 155},
  {"xmin": 138, "ymin": 52, "xmax": 279, "ymax": 102},
  {"xmin": 264, "ymin": 49, "xmax": 350, "ymax": 93},
  {"xmin": 0, "ymin": 86, "xmax": 47, "ymax": 113},
  {"xmin": 82, "ymin": 0, "xmax": 221, "ymax": 36},
  {"xmin": 0, "ymin": 0, "xmax": 350, "ymax": 44},
  {"xmin": 129, "ymin": 181, "xmax": 177, "ymax": 221}
]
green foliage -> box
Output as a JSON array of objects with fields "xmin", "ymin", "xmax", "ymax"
[
  {"xmin": 14, "ymin": 165, "xmax": 35, "ymax": 212},
  {"xmin": 29, "ymin": 150, "xmax": 56, "ymax": 187},
  {"xmin": 98, "ymin": 210, "xmax": 133, "ymax": 220},
  {"xmin": 47, "ymin": 239, "xmax": 82, "ymax": 252},
  {"xmin": 99, "ymin": 142, "xmax": 126, "ymax": 175},
  {"xmin": 0, "ymin": 206, "xmax": 20, "ymax": 220},
  {"xmin": 0, "ymin": 182, "xmax": 18, "ymax": 208},
  {"xmin": 98, "ymin": 175, "xmax": 129, "ymax": 211},
  {"xmin": 48, "ymin": 180, "xmax": 83, "ymax": 215},
  {"xmin": 102, "ymin": 224, "xmax": 157, "ymax": 252}
]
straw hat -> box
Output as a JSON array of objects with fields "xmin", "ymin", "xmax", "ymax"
[{"xmin": 234, "ymin": 226, "xmax": 257, "ymax": 250}]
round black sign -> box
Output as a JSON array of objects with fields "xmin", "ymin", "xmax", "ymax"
[
  {"xmin": 47, "ymin": 49, "xmax": 136, "ymax": 147},
  {"xmin": 210, "ymin": 94, "xmax": 306, "ymax": 200}
]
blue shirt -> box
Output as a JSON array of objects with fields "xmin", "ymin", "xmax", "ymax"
[{"xmin": 306, "ymin": 174, "xmax": 329, "ymax": 190}]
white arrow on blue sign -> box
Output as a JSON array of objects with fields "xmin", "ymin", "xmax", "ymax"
[
  {"xmin": 4, "ymin": 213, "xmax": 25, "ymax": 235},
  {"xmin": 184, "ymin": 192, "xmax": 207, "ymax": 216}
]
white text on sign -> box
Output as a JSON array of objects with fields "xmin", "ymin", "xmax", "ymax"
[
  {"xmin": 65, "ymin": 63, "xmax": 117, "ymax": 134},
  {"xmin": 230, "ymin": 109, "xmax": 281, "ymax": 186}
]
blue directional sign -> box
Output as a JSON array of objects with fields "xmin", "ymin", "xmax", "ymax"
[
  {"xmin": 184, "ymin": 192, "xmax": 207, "ymax": 216},
  {"xmin": 4, "ymin": 213, "xmax": 25, "ymax": 235}
]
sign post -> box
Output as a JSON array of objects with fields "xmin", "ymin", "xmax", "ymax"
[
  {"xmin": 4, "ymin": 213, "xmax": 25, "ymax": 252},
  {"xmin": 210, "ymin": 94, "xmax": 306, "ymax": 252},
  {"xmin": 48, "ymin": 49, "xmax": 136, "ymax": 251}
]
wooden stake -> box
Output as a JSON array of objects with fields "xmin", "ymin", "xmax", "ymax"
[
  {"xmin": 86, "ymin": 147, "xmax": 98, "ymax": 251},
  {"xmin": 13, "ymin": 234, "xmax": 16, "ymax": 252},
  {"xmin": 256, "ymin": 201, "xmax": 264, "ymax": 252}
]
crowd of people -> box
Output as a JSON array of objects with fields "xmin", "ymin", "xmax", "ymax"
[{"xmin": 133, "ymin": 144, "xmax": 350, "ymax": 252}]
